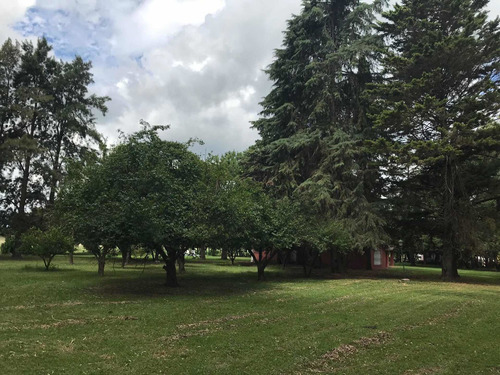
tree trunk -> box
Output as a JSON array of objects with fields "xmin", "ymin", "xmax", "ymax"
[
  {"xmin": 441, "ymin": 247, "xmax": 459, "ymax": 280},
  {"xmin": 409, "ymin": 247, "xmax": 416, "ymax": 266},
  {"xmin": 42, "ymin": 255, "xmax": 54, "ymax": 271},
  {"xmin": 200, "ymin": 246, "xmax": 206, "ymax": 260},
  {"xmin": 164, "ymin": 260, "xmax": 178, "ymax": 287},
  {"xmin": 69, "ymin": 249, "xmax": 74, "ymax": 265},
  {"xmin": 304, "ymin": 250, "xmax": 319, "ymax": 277},
  {"xmin": 18, "ymin": 105, "xmax": 38, "ymax": 221},
  {"xmin": 97, "ymin": 257, "xmax": 106, "ymax": 276},
  {"xmin": 257, "ymin": 264, "xmax": 266, "ymax": 281},
  {"xmin": 120, "ymin": 246, "xmax": 130, "ymax": 268},
  {"xmin": 364, "ymin": 247, "xmax": 372, "ymax": 271},
  {"xmin": 329, "ymin": 249, "xmax": 343, "ymax": 273},
  {"xmin": 281, "ymin": 250, "xmax": 290, "ymax": 269},
  {"xmin": 221, "ymin": 248, "xmax": 228, "ymax": 260},
  {"xmin": 177, "ymin": 253, "xmax": 186, "ymax": 273},
  {"xmin": 158, "ymin": 247, "xmax": 179, "ymax": 287},
  {"xmin": 48, "ymin": 130, "xmax": 64, "ymax": 205},
  {"xmin": 11, "ymin": 233, "xmax": 22, "ymax": 259}
]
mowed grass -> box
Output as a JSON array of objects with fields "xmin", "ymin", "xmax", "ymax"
[{"xmin": 0, "ymin": 256, "xmax": 498, "ymax": 375}]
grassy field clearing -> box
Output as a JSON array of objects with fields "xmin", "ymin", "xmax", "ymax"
[{"xmin": 0, "ymin": 256, "xmax": 498, "ymax": 374}]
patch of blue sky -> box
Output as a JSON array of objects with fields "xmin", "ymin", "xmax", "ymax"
[{"xmin": 14, "ymin": 6, "xmax": 112, "ymax": 63}]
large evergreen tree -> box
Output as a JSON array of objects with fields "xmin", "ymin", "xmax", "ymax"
[
  {"xmin": 370, "ymin": 0, "xmax": 500, "ymax": 278},
  {"xmin": 0, "ymin": 38, "xmax": 108, "ymax": 244},
  {"xmin": 245, "ymin": 0, "xmax": 387, "ymax": 256}
]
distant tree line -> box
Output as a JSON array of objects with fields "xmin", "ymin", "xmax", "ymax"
[{"xmin": 1, "ymin": 0, "xmax": 498, "ymax": 283}]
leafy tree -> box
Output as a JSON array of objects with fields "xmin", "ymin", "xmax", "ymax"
[
  {"xmin": 202, "ymin": 152, "xmax": 251, "ymax": 265},
  {"xmin": 370, "ymin": 0, "xmax": 500, "ymax": 279},
  {"xmin": 297, "ymin": 213, "xmax": 352, "ymax": 276},
  {"xmin": 59, "ymin": 125, "xmax": 204, "ymax": 284},
  {"xmin": 244, "ymin": 192, "xmax": 303, "ymax": 280},
  {"xmin": 58, "ymin": 156, "xmax": 122, "ymax": 276},
  {"xmin": 244, "ymin": 0, "xmax": 387, "ymax": 256},
  {"xmin": 18, "ymin": 227, "xmax": 74, "ymax": 270},
  {"xmin": 0, "ymin": 37, "xmax": 108, "ymax": 249}
]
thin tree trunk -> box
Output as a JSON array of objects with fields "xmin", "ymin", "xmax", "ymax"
[
  {"xmin": 120, "ymin": 246, "xmax": 130, "ymax": 268},
  {"xmin": 280, "ymin": 250, "xmax": 291, "ymax": 269},
  {"xmin": 42, "ymin": 255, "xmax": 54, "ymax": 270},
  {"xmin": 329, "ymin": 249, "xmax": 342, "ymax": 273},
  {"xmin": 69, "ymin": 249, "xmax": 74, "ymax": 265},
  {"xmin": 200, "ymin": 246, "xmax": 206, "ymax": 260},
  {"xmin": 48, "ymin": 131, "xmax": 63, "ymax": 205},
  {"xmin": 177, "ymin": 253, "xmax": 186, "ymax": 273},
  {"xmin": 364, "ymin": 247, "xmax": 372, "ymax": 271},
  {"xmin": 250, "ymin": 249, "xmax": 266, "ymax": 281},
  {"xmin": 97, "ymin": 257, "xmax": 106, "ymax": 276},
  {"xmin": 306, "ymin": 250, "xmax": 319, "ymax": 277}
]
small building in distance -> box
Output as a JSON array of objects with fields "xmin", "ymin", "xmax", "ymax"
[
  {"xmin": 252, "ymin": 247, "xmax": 395, "ymax": 270},
  {"xmin": 320, "ymin": 248, "xmax": 394, "ymax": 270}
]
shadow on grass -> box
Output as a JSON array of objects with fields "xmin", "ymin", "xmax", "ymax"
[
  {"xmin": 21, "ymin": 264, "xmax": 77, "ymax": 273},
  {"xmin": 82, "ymin": 259, "xmax": 500, "ymax": 301},
  {"xmin": 87, "ymin": 261, "xmax": 321, "ymax": 300},
  {"xmin": 323, "ymin": 266, "xmax": 500, "ymax": 286}
]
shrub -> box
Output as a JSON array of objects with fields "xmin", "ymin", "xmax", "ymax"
[{"xmin": 19, "ymin": 227, "xmax": 74, "ymax": 270}]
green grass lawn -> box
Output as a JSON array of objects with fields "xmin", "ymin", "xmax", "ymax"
[{"xmin": 0, "ymin": 256, "xmax": 498, "ymax": 375}]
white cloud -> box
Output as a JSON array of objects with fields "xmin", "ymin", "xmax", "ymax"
[
  {"xmin": 0, "ymin": 0, "xmax": 36, "ymax": 41},
  {"xmin": 2, "ymin": 0, "xmax": 498, "ymax": 155}
]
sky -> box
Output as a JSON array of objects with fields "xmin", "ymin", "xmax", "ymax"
[{"xmin": 1, "ymin": 0, "xmax": 499, "ymax": 155}]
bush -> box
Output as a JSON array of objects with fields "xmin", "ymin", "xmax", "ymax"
[
  {"xmin": 18, "ymin": 227, "xmax": 74, "ymax": 270},
  {"xmin": 0, "ymin": 236, "xmax": 16, "ymax": 255}
]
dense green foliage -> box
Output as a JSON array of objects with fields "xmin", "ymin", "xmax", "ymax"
[
  {"xmin": 246, "ymin": 0, "xmax": 499, "ymax": 277},
  {"xmin": 58, "ymin": 125, "xmax": 205, "ymax": 283},
  {"xmin": 245, "ymin": 0, "xmax": 387, "ymax": 258},
  {"xmin": 17, "ymin": 227, "xmax": 73, "ymax": 270},
  {"xmin": 1, "ymin": 0, "xmax": 499, "ymax": 282},
  {"xmin": 369, "ymin": 0, "xmax": 500, "ymax": 278},
  {"xmin": 0, "ymin": 37, "xmax": 108, "ymax": 249}
]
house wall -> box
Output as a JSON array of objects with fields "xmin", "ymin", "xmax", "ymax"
[{"xmin": 320, "ymin": 248, "xmax": 392, "ymax": 270}]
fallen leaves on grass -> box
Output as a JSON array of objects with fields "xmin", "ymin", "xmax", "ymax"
[
  {"xmin": 176, "ymin": 312, "xmax": 260, "ymax": 329},
  {"xmin": 0, "ymin": 300, "xmax": 138, "ymax": 311},
  {"xmin": 2, "ymin": 315, "xmax": 139, "ymax": 331},
  {"xmin": 403, "ymin": 367, "xmax": 441, "ymax": 375},
  {"xmin": 321, "ymin": 331, "xmax": 391, "ymax": 363}
]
